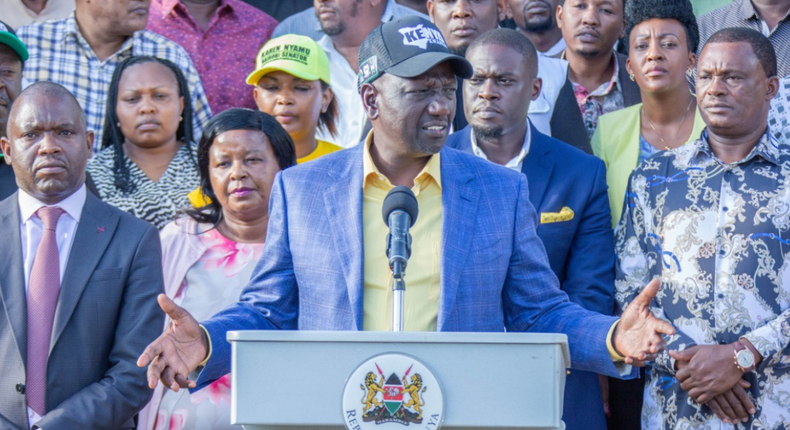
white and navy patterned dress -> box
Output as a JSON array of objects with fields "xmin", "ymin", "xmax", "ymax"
[
  {"xmin": 615, "ymin": 130, "xmax": 790, "ymax": 429},
  {"xmin": 87, "ymin": 144, "xmax": 199, "ymax": 229}
]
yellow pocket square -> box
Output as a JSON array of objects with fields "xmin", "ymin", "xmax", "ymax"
[{"xmin": 540, "ymin": 206, "xmax": 574, "ymax": 224}]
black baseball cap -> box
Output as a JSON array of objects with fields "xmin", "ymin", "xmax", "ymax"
[
  {"xmin": 0, "ymin": 21, "xmax": 28, "ymax": 62},
  {"xmin": 357, "ymin": 16, "xmax": 472, "ymax": 91}
]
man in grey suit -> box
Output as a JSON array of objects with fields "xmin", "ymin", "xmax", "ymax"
[{"xmin": 0, "ymin": 82, "xmax": 164, "ymax": 429}]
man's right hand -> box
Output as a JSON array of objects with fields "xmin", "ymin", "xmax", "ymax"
[
  {"xmin": 137, "ymin": 294, "xmax": 208, "ymax": 391},
  {"xmin": 673, "ymin": 347, "xmax": 755, "ymax": 423}
]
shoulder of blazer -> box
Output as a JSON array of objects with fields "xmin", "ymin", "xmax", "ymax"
[
  {"xmin": 532, "ymin": 127, "xmax": 604, "ymax": 175},
  {"xmin": 445, "ymin": 126, "xmax": 473, "ymax": 152},
  {"xmin": 596, "ymin": 104, "xmax": 643, "ymax": 149}
]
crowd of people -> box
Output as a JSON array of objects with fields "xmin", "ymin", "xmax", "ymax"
[{"xmin": 0, "ymin": 0, "xmax": 789, "ymax": 429}]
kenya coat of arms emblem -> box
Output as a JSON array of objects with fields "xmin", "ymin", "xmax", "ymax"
[{"xmin": 343, "ymin": 354, "xmax": 443, "ymax": 430}]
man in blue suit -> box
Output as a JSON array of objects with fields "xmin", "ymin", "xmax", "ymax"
[
  {"xmin": 445, "ymin": 28, "xmax": 614, "ymax": 430},
  {"xmin": 139, "ymin": 16, "xmax": 673, "ymax": 396}
]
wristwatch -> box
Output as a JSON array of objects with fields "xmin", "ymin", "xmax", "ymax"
[{"xmin": 733, "ymin": 341, "xmax": 756, "ymax": 373}]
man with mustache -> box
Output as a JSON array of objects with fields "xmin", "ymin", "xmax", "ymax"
[
  {"xmin": 446, "ymin": 28, "xmax": 613, "ymax": 430},
  {"xmin": 0, "ymin": 21, "xmax": 25, "ymax": 201},
  {"xmin": 0, "ymin": 82, "xmax": 164, "ymax": 430},
  {"xmin": 271, "ymin": 0, "xmax": 427, "ymax": 148},
  {"xmin": 16, "ymin": 0, "xmax": 212, "ymax": 150},
  {"xmin": 616, "ymin": 28, "xmax": 788, "ymax": 430},
  {"xmin": 552, "ymin": 0, "xmax": 641, "ymax": 153},
  {"xmin": 506, "ymin": 0, "xmax": 566, "ymax": 56},
  {"xmin": 137, "ymin": 18, "xmax": 675, "ymax": 418},
  {"xmin": 427, "ymin": 0, "xmax": 569, "ymax": 138}
]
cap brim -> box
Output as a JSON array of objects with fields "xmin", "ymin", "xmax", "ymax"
[
  {"xmin": 246, "ymin": 65, "xmax": 324, "ymax": 86},
  {"xmin": 0, "ymin": 33, "xmax": 28, "ymax": 62},
  {"xmin": 385, "ymin": 51, "xmax": 472, "ymax": 80}
]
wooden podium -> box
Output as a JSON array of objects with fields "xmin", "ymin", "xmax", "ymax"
[{"xmin": 228, "ymin": 331, "xmax": 570, "ymax": 430}]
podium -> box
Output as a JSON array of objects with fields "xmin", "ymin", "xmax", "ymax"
[{"xmin": 228, "ymin": 331, "xmax": 570, "ymax": 430}]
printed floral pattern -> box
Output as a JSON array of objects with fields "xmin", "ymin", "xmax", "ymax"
[
  {"xmin": 615, "ymin": 130, "xmax": 790, "ymax": 429},
  {"xmin": 199, "ymin": 227, "xmax": 264, "ymax": 277}
]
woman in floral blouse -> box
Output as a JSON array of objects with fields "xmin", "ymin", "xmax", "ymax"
[{"xmin": 136, "ymin": 109, "xmax": 296, "ymax": 430}]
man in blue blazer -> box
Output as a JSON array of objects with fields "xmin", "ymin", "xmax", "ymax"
[
  {"xmin": 445, "ymin": 29, "xmax": 614, "ymax": 430},
  {"xmin": 139, "ymin": 17, "xmax": 673, "ymax": 397}
]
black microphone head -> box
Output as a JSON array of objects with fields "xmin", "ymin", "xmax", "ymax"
[{"xmin": 382, "ymin": 186, "xmax": 419, "ymax": 227}]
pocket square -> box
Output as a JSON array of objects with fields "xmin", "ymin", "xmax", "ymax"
[{"xmin": 540, "ymin": 206, "xmax": 574, "ymax": 224}]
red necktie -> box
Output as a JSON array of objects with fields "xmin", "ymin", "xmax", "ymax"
[{"xmin": 26, "ymin": 206, "xmax": 65, "ymax": 416}]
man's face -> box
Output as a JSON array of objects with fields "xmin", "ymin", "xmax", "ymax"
[
  {"xmin": 0, "ymin": 44, "xmax": 23, "ymax": 138},
  {"xmin": 428, "ymin": 0, "xmax": 506, "ymax": 57},
  {"xmin": 365, "ymin": 62, "xmax": 457, "ymax": 156},
  {"xmin": 465, "ymin": 44, "xmax": 540, "ymax": 138},
  {"xmin": 0, "ymin": 92, "xmax": 93, "ymax": 204},
  {"xmin": 507, "ymin": 0, "xmax": 560, "ymax": 34},
  {"xmin": 557, "ymin": 0, "xmax": 624, "ymax": 58},
  {"xmin": 81, "ymin": 0, "xmax": 150, "ymax": 37},
  {"xmin": 314, "ymin": 0, "xmax": 363, "ymax": 36},
  {"xmin": 696, "ymin": 42, "xmax": 779, "ymax": 138}
]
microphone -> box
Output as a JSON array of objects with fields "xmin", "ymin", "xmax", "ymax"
[{"xmin": 381, "ymin": 186, "xmax": 419, "ymax": 281}]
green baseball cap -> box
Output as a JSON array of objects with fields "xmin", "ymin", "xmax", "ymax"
[
  {"xmin": 246, "ymin": 34, "xmax": 330, "ymax": 86},
  {"xmin": 0, "ymin": 21, "xmax": 29, "ymax": 62}
]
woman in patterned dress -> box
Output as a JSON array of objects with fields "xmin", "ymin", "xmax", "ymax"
[
  {"xmin": 87, "ymin": 55, "xmax": 199, "ymax": 228},
  {"xmin": 137, "ymin": 108, "xmax": 296, "ymax": 430}
]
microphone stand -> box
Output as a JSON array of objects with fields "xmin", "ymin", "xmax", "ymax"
[{"xmin": 392, "ymin": 262, "xmax": 406, "ymax": 332}]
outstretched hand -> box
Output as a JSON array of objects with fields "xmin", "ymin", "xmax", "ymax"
[
  {"xmin": 613, "ymin": 279, "xmax": 675, "ymax": 366},
  {"xmin": 137, "ymin": 294, "xmax": 209, "ymax": 391}
]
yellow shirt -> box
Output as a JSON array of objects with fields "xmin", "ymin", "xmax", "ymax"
[
  {"xmin": 297, "ymin": 139, "xmax": 342, "ymax": 164},
  {"xmin": 188, "ymin": 140, "xmax": 343, "ymax": 208},
  {"xmin": 361, "ymin": 133, "xmax": 442, "ymax": 332}
]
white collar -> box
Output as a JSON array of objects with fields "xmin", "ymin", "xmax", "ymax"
[
  {"xmin": 18, "ymin": 184, "xmax": 87, "ymax": 224},
  {"xmin": 470, "ymin": 121, "xmax": 532, "ymax": 170}
]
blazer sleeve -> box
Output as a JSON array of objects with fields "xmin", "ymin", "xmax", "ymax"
[
  {"xmin": 560, "ymin": 159, "xmax": 615, "ymax": 316},
  {"xmin": 195, "ymin": 171, "xmax": 299, "ymax": 389},
  {"xmin": 503, "ymin": 174, "xmax": 629, "ymax": 378},
  {"xmin": 35, "ymin": 224, "xmax": 165, "ymax": 429}
]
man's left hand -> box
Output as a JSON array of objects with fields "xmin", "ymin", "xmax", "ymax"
[
  {"xmin": 672, "ymin": 344, "xmax": 754, "ymax": 403},
  {"xmin": 613, "ymin": 279, "xmax": 676, "ymax": 366}
]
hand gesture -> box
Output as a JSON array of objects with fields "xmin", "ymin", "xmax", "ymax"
[
  {"xmin": 613, "ymin": 279, "xmax": 675, "ymax": 366},
  {"xmin": 137, "ymin": 294, "xmax": 209, "ymax": 391}
]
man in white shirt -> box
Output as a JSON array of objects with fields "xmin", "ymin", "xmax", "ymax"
[
  {"xmin": 0, "ymin": 0, "xmax": 74, "ymax": 30},
  {"xmin": 0, "ymin": 82, "xmax": 164, "ymax": 429},
  {"xmin": 506, "ymin": 0, "xmax": 566, "ymax": 56},
  {"xmin": 273, "ymin": 0, "xmax": 428, "ymax": 147}
]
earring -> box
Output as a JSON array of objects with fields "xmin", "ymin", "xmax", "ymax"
[
  {"xmin": 179, "ymin": 116, "xmax": 183, "ymax": 121},
  {"xmin": 629, "ymin": 73, "xmax": 635, "ymax": 82}
]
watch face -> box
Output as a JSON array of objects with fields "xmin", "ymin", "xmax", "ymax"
[{"xmin": 737, "ymin": 349, "xmax": 755, "ymax": 368}]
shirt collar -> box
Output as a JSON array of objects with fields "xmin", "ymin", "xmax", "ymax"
[
  {"xmin": 689, "ymin": 127, "xmax": 782, "ymax": 167},
  {"xmin": 469, "ymin": 120, "xmax": 532, "ymax": 170},
  {"xmin": 163, "ymin": 0, "xmax": 235, "ymax": 19},
  {"xmin": 561, "ymin": 50, "xmax": 620, "ymax": 96},
  {"xmin": 18, "ymin": 184, "xmax": 87, "ymax": 224},
  {"xmin": 362, "ymin": 131, "xmax": 442, "ymax": 190}
]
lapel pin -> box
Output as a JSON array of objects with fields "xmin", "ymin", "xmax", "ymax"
[{"xmin": 97, "ymin": 226, "xmax": 105, "ymax": 233}]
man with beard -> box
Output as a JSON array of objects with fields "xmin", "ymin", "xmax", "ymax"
[
  {"xmin": 272, "ymin": 0, "xmax": 427, "ymax": 147},
  {"xmin": 446, "ymin": 28, "xmax": 613, "ymax": 430},
  {"xmin": 427, "ymin": 0, "xmax": 569, "ymax": 136},
  {"xmin": 507, "ymin": 0, "xmax": 566, "ymax": 56},
  {"xmin": 549, "ymin": 0, "xmax": 641, "ymax": 153},
  {"xmin": 0, "ymin": 21, "xmax": 25, "ymax": 201}
]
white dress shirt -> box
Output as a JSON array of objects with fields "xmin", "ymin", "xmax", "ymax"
[
  {"xmin": 469, "ymin": 120, "xmax": 532, "ymax": 171},
  {"xmin": 18, "ymin": 184, "xmax": 86, "ymax": 426},
  {"xmin": 528, "ymin": 56, "xmax": 568, "ymax": 136}
]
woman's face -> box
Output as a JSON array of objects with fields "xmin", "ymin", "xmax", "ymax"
[
  {"xmin": 253, "ymin": 71, "xmax": 332, "ymax": 142},
  {"xmin": 209, "ymin": 129, "xmax": 280, "ymax": 223},
  {"xmin": 116, "ymin": 61, "xmax": 184, "ymax": 149},
  {"xmin": 627, "ymin": 18, "xmax": 696, "ymax": 95}
]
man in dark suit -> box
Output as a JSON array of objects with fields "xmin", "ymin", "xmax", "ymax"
[
  {"xmin": 446, "ymin": 28, "xmax": 613, "ymax": 430},
  {"xmin": 551, "ymin": 0, "xmax": 641, "ymax": 153},
  {"xmin": 0, "ymin": 20, "xmax": 25, "ymax": 201},
  {"xmin": 0, "ymin": 82, "xmax": 164, "ymax": 429}
]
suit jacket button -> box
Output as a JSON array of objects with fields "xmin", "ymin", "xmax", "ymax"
[{"xmin": 16, "ymin": 383, "xmax": 25, "ymax": 394}]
